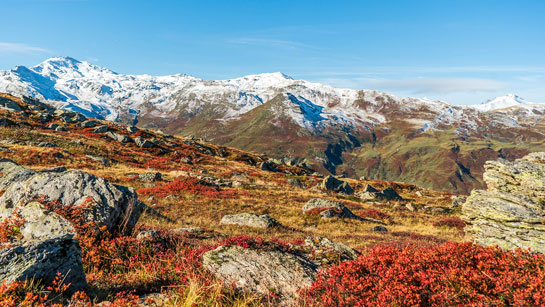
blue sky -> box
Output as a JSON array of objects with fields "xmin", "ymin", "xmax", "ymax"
[{"xmin": 1, "ymin": 0, "xmax": 544, "ymax": 105}]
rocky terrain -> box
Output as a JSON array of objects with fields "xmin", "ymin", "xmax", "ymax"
[
  {"xmin": 2, "ymin": 57, "xmax": 545, "ymax": 194},
  {"xmin": 462, "ymin": 152, "xmax": 545, "ymax": 252},
  {"xmin": 0, "ymin": 92, "xmax": 544, "ymax": 306}
]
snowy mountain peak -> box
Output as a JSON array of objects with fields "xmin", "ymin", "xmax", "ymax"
[
  {"xmin": 30, "ymin": 56, "xmax": 117, "ymax": 79},
  {"xmin": 472, "ymin": 94, "xmax": 531, "ymax": 112}
]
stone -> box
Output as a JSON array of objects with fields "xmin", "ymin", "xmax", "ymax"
[
  {"xmin": 356, "ymin": 184, "xmax": 381, "ymax": 200},
  {"xmin": 203, "ymin": 245, "xmax": 316, "ymax": 306},
  {"xmin": 55, "ymin": 126, "xmax": 67, "ymax": 132},
  {"xmin": 85, "ymin": 155, "xmax": 110, "ymax": 166},
  {"xmin": 80, "ymin": 120, "xmax": 97, "ymax": 128},
  {"xmin": 134, "ymin": 137, "xmax": 154, "ymax": 148},
  {"xmin": 106, "ymin": 131, "xmax": 132, "ymax": 143},
  {"xmin": 380, "ymin": 187, "xmax": 403, "ymax": 201},
  {"xmin": 138, "ymin": 172, "xmax": 162, "ymax": 182},
  {"xmin": 287, "ymin": 178, "xmax": 304, "ymax": 188},
  {"xmin": 462, "ymin": 152, "xmax": 545, "ymax": 253},
  {"xmin": 321, "ymin": 175, "xmax": 354, "ymax": 195},
  {"xmin": 405, "ymin": 203, "xmax": 416, "ymax": 212},
  {"xmin": 359, "ymin": 175, "xmax": 367, "ymax": 180},
  {"xmin": 0, "ymin": 158, "xmax": 35, "ymax": 190},
  {"xmin": 260, "ymin": 161, "xmax": 279, "ymax": 172},
  {"xmin": 127, "ymin": 126, "xmax": 139, "ymax": 133},
  {"xmin": 220, "ymin": 213, "xmax": 279, "ymax": 229},
  {"xmin": 0, "ymin": 169, "xmax": 144, "ymax": 236},
  {"xmin": 47, "ymin": 123, "xmax": 59, "ymax": 130},
  {"xmin": 1, "ymin": 201, "xmax": 75, "ymax": 242},
  {"xmin": 303, "ymin": 236, "xmax": 358, "ymax": 261},
  {"xmin": 302, "ymin": 198, "xmax": 376, "ymax": 222},
  {"xmin": 451, "ymin": 195, "xmax": 467, "ymax": 207},
  {"xmin": 0, "ymin": 235, "xmax": 86, "ymax": 292},
  {"xmin": 93, "ymin": 125, "xmax": 108, "ymax": 133},
  {"xmin": 0, "ymin": 97, "xmax": 22, "ymax": 112},
  {"xmin": 372, "ymin": 225, "xmax": 389, "ymax": 232},
  {"xmin": 136, "ymin": 230, "xmax": 160, "ymax": 240}
]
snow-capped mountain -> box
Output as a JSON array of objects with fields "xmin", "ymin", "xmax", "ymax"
[
  {"xmin": 472, "ymin": 94, "xmax": 534, "ymax": 112},
  {"xmin": 0, "ymin": 57, "xmax": 482, "ymax": 130},
  {"xmin": 1, "ymin": 57, "xmax": 544, "ymax": 193}
]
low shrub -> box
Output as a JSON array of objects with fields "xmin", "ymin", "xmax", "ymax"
[{"xmin": 301, "ymin": 242, "xmax": 545, "ymax": 306}]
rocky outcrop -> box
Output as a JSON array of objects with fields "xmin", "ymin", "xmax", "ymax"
[
  {"xmin": 357, "ymin": 184, "xmax": 403, "ymax": 201},
  {"xmin": 203, "ymin": 245, "xmax": 316, "ymax": 306},
  {"xmin": 462, "ymin": 152, "xmax": 545, "ymax": 253},
  {"xmin": 0, "ymin": 235, "xmax": 86, "ymax": 292},
  {"xmin": 220, "ymin": 213, "xmax": 279, "ymax": 229},
  {"xmin": 302, "ymin": 198, "xmax": 385, "ymax": 224},
  {"xmin": 0, "ymin": 167, "xmax": 144, "ymax": 236},
  {"xmin": 320, "ymin": 176, "xmax": 354, "ymax": 195},
  {"xmin": 0, "ymin": 158, "xmax": 35, "ymax": 190},
  {"xmin": 106, "ymin": 131, "xmax": 131, "ymax": 143}
]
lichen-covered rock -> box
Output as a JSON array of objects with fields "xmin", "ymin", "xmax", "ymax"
[
  {"xmin": 357, "ymin": 185, "xmax": 403, "ymax": 201},
  {"xmin": 203, "ymin": 245, "xmax": 316, "ymax": 306},
  {"xmin": 303, "ymin": 236, "xmax": 358, "ymax": 261},
  {"xmin": 106, "ymin": 131, "xmax": 131, "ymax": 143},
  {"xmin": 260, "ymin": 161, "xmax": 278, "ymax": 172},
  {"xmin": 0, "ymin": 169, "xmax": 144, "ymax": 235},
  {"xmin": 321, "ymin": 176, "xmax": 354, "ymax": 195},
  {"xmin": 138, "ymin": 172, "xmax": 162, "ymax": 182},
  {"xmin": 462, "ymin": 152, "xmax": 545, "ymax": 253},
  {"xmin": 0, "ymin": 235, "xmax": 86, "ymax": 292},
  {"xmin": 134, "ymin": 137, "xmax": 154, "ymax": 148},
  {"xmin": 356, "ymin": 184, "xmax": 380, "ymax": 200},
  {"xmin": 0, "ymin": 201, "xmax": 75, "ymax": 242},
  {"xmin": 220, "ymin": 213, "xmax": 279, "ymax": 229},
  {"xmin": 303, "ymin": 198, "xmax": 386, "ymax": 224},
  {"xmin": 0, "ymin": 158, "xmax": 35, "ymax": 190}
]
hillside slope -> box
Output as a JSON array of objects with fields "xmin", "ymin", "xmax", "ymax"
[{"xmin": 1, "ymin": 57, "xmax": 545, "ymax": 193}]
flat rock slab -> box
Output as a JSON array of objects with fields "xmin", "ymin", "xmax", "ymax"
[
  {"xmin": 203, "ymin": 245, "xmax": 316, "ymax": 306},
  {"xmin": 220, "ymin": 213, "xmax": 279, "ymax": 229}
]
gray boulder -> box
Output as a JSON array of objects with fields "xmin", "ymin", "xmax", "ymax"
[
  {"xmin": 0, "ymin": 97, "xmax": 22, "ymax": 112},
  {"xmin": 106, "ymin": 131, "xmax": 131, "ymax": 143},
  {"xmin": 303, "ymin": 237, "xmax": 358, "ymax": 261},
  {"xmin": 93, "ymin": 125, "xmax": 108, "ymax": 133},
  {"xmin": 220, "ymin": 213, "xmax": 279, "ymax": 229},
  {"xmin": 138, "ymin": 172, "xmax": 162, "ymax": 182},
  {"xmin": 0, "ymin": 169, "xmax": 144, "ymax": 236},
  {"xmin": 0, "ymin": 235, "xmax": 86, "ymax": 292},
  {"xmin": 303, "ymin": 198, "xmax": 386, "ymax": 224},
  {"xmin": 462, "ymin": 152, "xmax": 545, "ymax": 253},
  {"xmin": 321, "ymin": 176, "xmax": 354, "ymax": 194},
  {"xmin": 0, "ymin": 158, "xmax": 35, "ymax": 190},
  {"xmin": 135, "ymin": 137, "xmax": 154, "ymax": 148},
  {"xmin": 203, "ymin": 245, "xmax": 316, "ymax": 306},
  {"xmin": 260, "ymin": 161, "xmax": 279, "ymax": 172},
  {"xmin": 1, "ymin": 201, "xmax": 75, "ymax": 242}
]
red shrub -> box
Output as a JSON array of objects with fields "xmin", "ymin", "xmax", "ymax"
[
  {"xmin": 358, "ymin": 209, "xmax": 391, "ymax": 221},
  {"xmin": 301, "ymin": 242, "xmax": 545, "ymax": 306},
  {"xmin": 433, "ymin": 217, "xmax": 466, "ymax": 231}
]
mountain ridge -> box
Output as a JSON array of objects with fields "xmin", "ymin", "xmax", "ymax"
[{"xmin": 1, "ymin": 57, "xmax": 545, "ymax": 193}]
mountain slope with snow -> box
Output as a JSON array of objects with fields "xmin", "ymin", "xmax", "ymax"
[
  {"xmin": 1, "ymin": 57, "xmax": 544, "ymax": 193},
  {"xmin": 472, "ymin": 94, "xmax": 535, "ymax": 112}
]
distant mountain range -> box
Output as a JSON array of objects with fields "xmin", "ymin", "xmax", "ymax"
[{"xmin": 1, "ymin": 57, "xmax": 544, "ymax": 193}]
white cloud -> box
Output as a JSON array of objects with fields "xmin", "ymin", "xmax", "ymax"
[
  {"xmin": 0, "ymin": 42, "xmax": 52, "ymax": 55},
  {"xmin": 315, "ymin": 77, "xmax": 507, "ymax": 94},
  {"xmin": 363, "ymin": 77, "xmax": 507, "ymax": 94}
]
